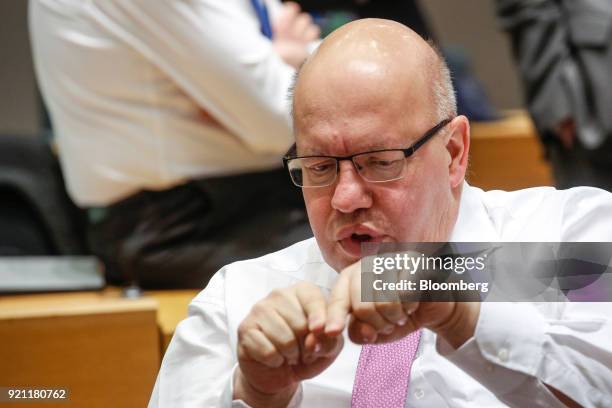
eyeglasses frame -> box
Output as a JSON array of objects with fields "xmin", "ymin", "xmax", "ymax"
[{"xmin": 283, "ymin": 117, "xmax": 453, "ymax": 188}]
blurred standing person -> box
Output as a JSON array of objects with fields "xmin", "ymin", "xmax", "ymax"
[
  {"xmin": 30, "ymin": 0, "xmax": 319, "ymax": 289},
  {"xmin": 497, "ymin": 0, "xmax": 612, "ymax": 190}
]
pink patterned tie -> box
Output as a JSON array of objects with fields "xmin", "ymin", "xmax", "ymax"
[{"xmin": 351, "ymin": 330, "xmax": 422, "ymax": 408}]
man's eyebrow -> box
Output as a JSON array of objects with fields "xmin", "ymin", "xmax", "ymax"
[
  {"xmin": 289, "ymin": 139, "xmax": 399, "ymax": 157},
  {"xmin": 289, "ymin": 143, "xmax": 325, "ymax": 157},
  {"xmin": 295, "ymin": 150, "xmax": 325, "ymax": 157},
  {"xmin": 356, "ymin": 143, "xmax": 392, "ymax": 152},
  {"xmin": 292, "ymin": 147, "xmax": 402, "ymax": 158},
  {"xmin": 284, "ymin": 143, "xmax": 297, "ymax": 157}
]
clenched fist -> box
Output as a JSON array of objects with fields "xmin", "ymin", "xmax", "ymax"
[{"xmin": 234, "ymin": 282, "xmax": 343, "ymax": 407}]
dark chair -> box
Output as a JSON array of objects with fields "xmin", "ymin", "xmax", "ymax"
[{"xmin": 0, "ymin": 133, "xmax": 86, "ymax": 255}]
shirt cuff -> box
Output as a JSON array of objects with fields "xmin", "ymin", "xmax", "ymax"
[
  {"xmin": 437, "ymin": 302, "xmax": 547, "ymax": 395},
  {"xmin": 226, "ymin": 364, "xmax": 303, "ymax": 407}
]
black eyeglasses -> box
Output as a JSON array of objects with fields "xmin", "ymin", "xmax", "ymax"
[{"xmin": 283, "ymin": 118, "xmax": 453, "ymax": 188}]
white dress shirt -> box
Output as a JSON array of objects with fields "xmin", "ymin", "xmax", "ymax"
[
  {"xmin": 30, "ymin": 0, "xmax": 295, "ymax": 206},
  {"xmin": 148, "ymin": 183, "xmax": 612, "ymax": 407}
]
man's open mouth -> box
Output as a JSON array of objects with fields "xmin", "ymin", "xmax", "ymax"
[
  {"xmin": 338, "ymin": 232, "xmax": 384, "ymax": 259},
  {"xmin": 351, "ymin": 233, "xmax": 373, "ymax": 243}
]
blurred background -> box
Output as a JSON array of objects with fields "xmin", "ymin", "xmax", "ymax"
[
  {"xmin": 0, "ymin": 1, "xmax": 525, "ymax": 136},
  {"xmin": 1, "ymin": 0, "xmax": 553, "ymax": 263},
  {"xmin": 4, "ymin": 0, "xmax": 606, "ymax": 406}
]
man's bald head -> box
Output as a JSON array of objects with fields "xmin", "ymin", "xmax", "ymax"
[
  {"xmin": 291, "ymin": 18, "xmax": 456, "ymax": 129},
  {"xmin": 307, "ymin": 18, "xmax": 431, "ymax": 68}
]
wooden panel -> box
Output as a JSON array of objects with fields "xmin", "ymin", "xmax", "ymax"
[
  {"xmin": 469, "ymin": 110, "xmax": 554, "ymax": 191},
  {"xmin": 0, "ymin": 290, "xmax": 159, "ymax": 408}
]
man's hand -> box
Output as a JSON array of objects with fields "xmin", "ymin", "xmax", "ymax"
[
  {"xmin": 235, "ymin": 282, "xmax": 343, "ymax": 407},
  {"xmin": 325, "ymin": 262, "xmax": 481, "ymax": 349},
  {"xmin": 272, "ymin": 2, "xmax": 320, "ymax": 68}
]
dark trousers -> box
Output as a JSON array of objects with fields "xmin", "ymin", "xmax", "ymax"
[
  {"xmin": 87, "ymin": 168, "xmax": 312, "ymax": 289},
  {"xmin": 545, "ymin": 138, "xmax": 612, "ymax": 192}
]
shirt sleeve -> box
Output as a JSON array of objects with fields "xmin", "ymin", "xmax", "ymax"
[
  {"xmin": 148, "ymin": 266, "xmax": 304, "ymax": 407},
  {"xmin": 437, "ymin": 302, "xmax": 612, "ymax": 407},
  {"xmin": 89, "ymin": 0, "xmax": 296, "ymax": 155},
  {"xmin": 224, "ymin": 364, "xmax": 305, "ymax": 408},
  {"xmin": 148, "ymin": 270, "xmax": 237, "ymax": 407}
]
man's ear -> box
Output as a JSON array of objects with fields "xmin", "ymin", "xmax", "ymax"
[{"xmin": 445, "ymin": 115, "xmax": 470, "ymax": 189}]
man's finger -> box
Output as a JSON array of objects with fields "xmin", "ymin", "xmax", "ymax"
[
  {"xmin": 291, "ymin": 13, "xmax": 313, "ymax": 40},
  {"xmin": 347, "ymin": 316, "xmax": 379, "ymax": 344},
  {"xmin": 351, "ymin": 270, "xmax": 395, "ymax": 334},
  {"xmin": 273, "ymin": 1, "xmax": 300, "ymax": 34},
  {"xmin": 325, "ymin": 268, "xmax": 352, "ymax": 336},
  {"xmin": 295, "ymin": 282, "xmax": 327, "ymax": 333},
  {"xmin": 403, "ymin": 301, "xmax": 420, "ymax": 316},
  {"xmin": 270, "ymin": 288, "xmax": 309, "ymax": 338},
  {"xmin": 240, "ymin": 328, "xmax": 284, "ymax": 368},
  {"xmin": 304, "ymin": 24, "xmax": 320, "ymax": 42},
  {"xmin": 255, "ymin": 306, "xmax": 301, "ymax": 365},
  {"xmin": 302, "ymin": 332, "xmax": 344, "ymax": 364},
  {"xmin": 374, "ymin": 301, "xmax": 409, "ymax": 326}
]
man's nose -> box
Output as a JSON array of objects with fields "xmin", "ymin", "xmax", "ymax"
[{"xmin": 330, "ymin": 160, "xmax": 373, "ymax": 213}]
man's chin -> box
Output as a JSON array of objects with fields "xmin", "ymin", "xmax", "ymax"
[
  {"xmin": 323, "ymin": 239, "xmax": 391, "ymax": 272},
  {"xmin": 332, "ymin": 244, "xmax": 362, "ymax": 272}
]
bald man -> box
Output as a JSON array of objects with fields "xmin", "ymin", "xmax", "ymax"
[{"xmin": 149, "ymin": 19, "xmax": 612, "ymax": 407}]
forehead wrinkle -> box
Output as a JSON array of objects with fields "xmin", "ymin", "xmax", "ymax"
[{"xmin": 296, "ymin": 125, "xmax": 416, "ymax": 157}]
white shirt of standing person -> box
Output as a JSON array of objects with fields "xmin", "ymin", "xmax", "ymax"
[{"xmin": 30, "ymin": 0, "xmax": 319, "ymax": 206}]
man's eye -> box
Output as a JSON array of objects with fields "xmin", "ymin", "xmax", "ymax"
[
  {"xmin": 372, "ymin": 160, "xmax": 394, "ymax": 167},
  {"xmin": 368, "ymin": 159, "xmax": 401, "ymax": 168},
  {"xmin": 308, "ymin": 163, "xmax": 334, "ymax": 173},
  {"xmin": 305, "ymin": 159, "xmax": 335, "ymax": 174}
]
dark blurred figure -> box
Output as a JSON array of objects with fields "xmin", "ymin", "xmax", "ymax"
[
  {"xmin": 497, "ymin": 0, "xmax": 612, "ymax": 190},
  {"xmin": 295, "ymin": 0, "xmax": 431, "ymax": 39},
  {"xmin": 30, "ymin": 0, "xmax": 319, "ymax": 289}
]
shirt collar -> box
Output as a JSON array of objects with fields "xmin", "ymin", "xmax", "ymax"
[{"xmin": 449, "ymin": 182, "xmax": 500, "ymax": 242}]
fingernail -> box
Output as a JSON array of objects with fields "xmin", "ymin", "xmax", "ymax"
[
  {"xmin": 314, "ymin": 343, "xmax": 322, "ymax": 354},
  {"xmin": 325, "ymin": 323, "xmax": 340, "ymax": 335},
  {"xmin": 382, "ymin": 326, "xmax": 394, "ymax": 335},
  {"xmin": 398, "ymin": 317, "xmax": 407, "ymax": 326}
]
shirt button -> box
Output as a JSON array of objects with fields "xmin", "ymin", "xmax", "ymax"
[
  {"xmin": 414, "ymin": 388, "xmax": 425, "ymax": 400},
  {"xmin": 498, "ymin": 348, "xmax": 509, "ymax": 362}
]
